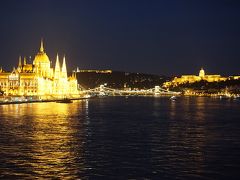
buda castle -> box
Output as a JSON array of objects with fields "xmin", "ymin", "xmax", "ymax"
[
  {"xmin": 163, "ymin": 68, "xmax": 229, "ymax": 88},
  {"xmin": 0, "ymin": 40, "xmax": 78, "ymax": 96}
]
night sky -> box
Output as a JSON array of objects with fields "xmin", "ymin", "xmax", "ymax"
[{"xmin": 0, "ymin": 0, "xmax": 240, "ymax": 76}]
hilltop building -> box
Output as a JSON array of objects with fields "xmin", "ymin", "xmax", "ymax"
[
  {"xmin": 164, "ymin": 68, "xmax": 228, "ymax": 87},
  {"xmin": 74, "ymin": 67, "xmax": 112, "ymax": 74},
  {"xmin": 0, "ymin": 40, "xmax": 78, "ymax": 96}
]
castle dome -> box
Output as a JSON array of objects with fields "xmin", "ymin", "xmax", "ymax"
[
  {"xmin": 199, "ymin": 68, "xmax": 205, "ymax": 78},
  {"xmin": 33, "ymin": 40, "xmax": 50, "ymax": 64}
]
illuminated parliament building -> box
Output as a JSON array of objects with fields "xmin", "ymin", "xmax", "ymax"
[{"xmin": 0, "ymin": 40, "xmax": 78, "ymax": 96}]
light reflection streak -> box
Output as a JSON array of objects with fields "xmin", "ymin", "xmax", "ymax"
[
  {"xmin": 0, "ymin": 101, "xmax": 86, "ymax": 179},
  {"xmin": 169, "ymin": 99, "xmax": 176, "ymax": 119},
  {"xmin": 166, "ymin": 97, "xmax": 206, "ymax": 175}
]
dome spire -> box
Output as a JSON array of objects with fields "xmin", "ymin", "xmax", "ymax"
[{"xmin": 40, "ymin": 39, "xmax": 44, "ymax": 52}]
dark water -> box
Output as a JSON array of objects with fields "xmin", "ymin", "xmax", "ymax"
[{"xmin": 0, "ymin": 97, "xmax": 239, "ymax": 179}]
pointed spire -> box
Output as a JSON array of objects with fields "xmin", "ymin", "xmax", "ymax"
[
  {"xmin": 72, "ymin": 72, "xmax": 76, "ymax": 79},
  {"xmin": 40, "ymin": 39, "xmax": 44, "ymax": 52},
  {"xmin": 54, "ymin": 53, "xmax": 61, "ymax": 79},
  {"xmin": 18, "ymin": 56, "xmax": 22, "ymax": 67},
  {"xmin": 55, "ymin": 53, "xmax": 60, "ymax": 69},
  {"xmin": 61, "ymin": 55, "xmax": 67, "ymax": 79},
  {"xmin": 71, "ymin": 72, "xmax": 74, "ymax": 79},
  {"xmin": 24, "ymin": 56, "xmax": 27, "ymax": 65},
  {"xmin": 17, "ymin": 56, "xmax": 22, "ymax": 72}
]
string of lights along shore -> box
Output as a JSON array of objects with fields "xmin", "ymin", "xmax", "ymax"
[
  {"xmin": 0, "ymin": 40, "xmax": 79, "ymax": 96},
  {"xmin": 1, "ymin": 39, "xmax": 240, "ymax": 98}
]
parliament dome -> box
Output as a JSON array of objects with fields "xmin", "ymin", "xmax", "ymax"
[{"xmin": 33, "ymin": 40, "xmax": 50, "ymax": 64}]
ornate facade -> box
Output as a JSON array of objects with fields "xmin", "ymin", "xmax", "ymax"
[
  {"xmin": 0, "ymin": 40, "xmax": 78, "ymax": 96},
  {"xmin": 164, "ymin": 68, "xmax": 228, "ymax": 88}
]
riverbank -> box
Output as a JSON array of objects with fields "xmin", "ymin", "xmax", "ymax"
[
  {"xmin": 0, "ymin": 95, "xmax": 91, "ymax": 105},
  {"xmin": 1, "ymin": 93, "xmax": 240, "ymax": 105}
]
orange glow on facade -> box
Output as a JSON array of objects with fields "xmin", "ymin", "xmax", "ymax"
[{"xmin": 0, "ymin": 41, "xmax": 79, "ymax": 97}]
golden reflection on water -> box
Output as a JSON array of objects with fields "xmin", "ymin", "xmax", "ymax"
[
  {"xmin": 167, "ymin": 97, "xmax": 206, "ymax": 175},
  {"xmin": 0, "ymin": 101, "xmax": 87, "ymax": 178},
  {"xmin": 1, "ymin": 97, "xmax": 234, "ymax": 178},
  {"xmin": 194, "ymin": 97, "xmax": 207, "ymax": 121},
  {"xmin": 169, "ymin": 99, "xmax": 176, "ymax": 119}
]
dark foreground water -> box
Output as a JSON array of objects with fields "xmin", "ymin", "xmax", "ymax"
[{"xmin": 0, "ymin": 97, "xmax": 239, "ymax": 179}]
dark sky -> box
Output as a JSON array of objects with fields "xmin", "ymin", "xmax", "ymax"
[{"xmin": 0, "ymin": 0, "xmax": 240, "ymax": 76}]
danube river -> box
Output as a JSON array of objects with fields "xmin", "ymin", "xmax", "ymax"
[{"xmin": 0, "ymin": 97, "xmax": 239, "ymax": 179}]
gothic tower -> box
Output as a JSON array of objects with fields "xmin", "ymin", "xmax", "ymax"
[
  {"xmin": 61, "ymin": 56, "xmax": 68, "ymax": 79},
  {"xmin": 54, "ymin": 54, "xmax": 61, "ymax": 79}
]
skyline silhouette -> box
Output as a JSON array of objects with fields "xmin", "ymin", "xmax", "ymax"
[{"xmin": 0, "ymin": 0, "xmax": 239, "ymax": 76}]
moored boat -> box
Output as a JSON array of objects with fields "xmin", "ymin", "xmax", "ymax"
[
  {"xmin": 57, "ymin": 98, "xmax": 73, "ymax": 103},
  {"xmin": 170, "ymin": 96, "xmax": 177, "ymax": 101}
]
